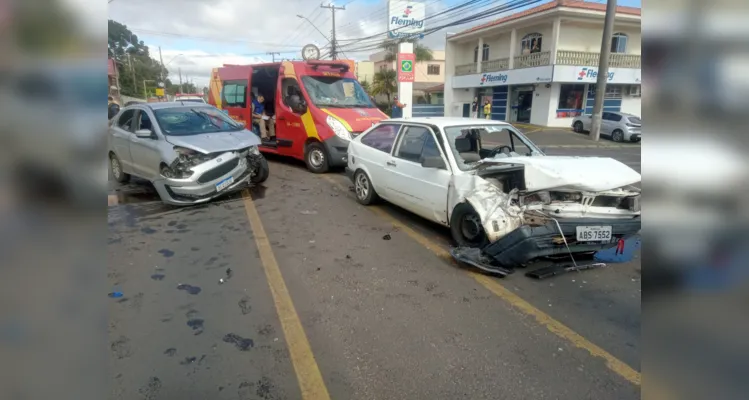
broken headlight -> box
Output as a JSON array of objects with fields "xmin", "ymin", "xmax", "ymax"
[
  {"xmin": 164, "ymin": 146, "xmax": 214, "ymax": 179},
  {"xmin": 248, "ymin": 145, "xmax": 260, "ymax": 156}
]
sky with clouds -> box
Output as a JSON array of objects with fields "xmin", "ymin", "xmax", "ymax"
[{"xmin": 108, "ymin": 0, "xmax": 641, "ymax": 89}]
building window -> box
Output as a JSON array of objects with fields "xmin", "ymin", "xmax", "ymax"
[
  {"xmin": 521, "ymin": 33, "xmax": 543, "ymax": 55},
  {"xmin": 556, "ymin": 84, "xmax": 585, "ymax": 118},
  {"xmin": 427, "ymin": 64, "xmax": 440, "ymax": 75},
  {"xmin": 611, "ymin": 33, "xmax": 628, "ymax": 53},
  {"xmin": 482, "ymin": 44, "xmax": 489, "ymax": 61}
]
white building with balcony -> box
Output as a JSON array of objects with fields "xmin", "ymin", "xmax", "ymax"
[{"xmin": 444, "ymin": 0, "xmax": 641, "ymax": 127}]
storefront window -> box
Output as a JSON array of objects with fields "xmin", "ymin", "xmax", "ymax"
[{"xmin": 556, "ymin": 84, "xmax": 585, "ymax": 118}]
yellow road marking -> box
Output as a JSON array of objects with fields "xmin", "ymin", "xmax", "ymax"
[
  {"xmin": 320, "ymin": 174, "xmax": 642, "ymax": 387},
  {"xmin": 241, "ymin": 189, "xmax": 331, "ymax": 400}
]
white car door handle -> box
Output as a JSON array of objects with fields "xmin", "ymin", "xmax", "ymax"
[{"xmin": 386, "ymin": 161, "xmax": 396, "ymax": 167}]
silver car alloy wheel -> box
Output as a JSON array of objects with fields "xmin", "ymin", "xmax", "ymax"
[
  {"xmin": 355, "ymin": 172, "xmax": 369, "ymax": 200},
  {"xmin": 110, "ymin": 156, "xmax": 121, "ymax": 179},
  {"xmin": 309, "ymin": 148, "xmax": 325, "ymax": 168}
]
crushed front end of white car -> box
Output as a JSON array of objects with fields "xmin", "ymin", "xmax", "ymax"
[{"xmin": 449, "ymin": 156, "xmax": 641, "ymax": 274}]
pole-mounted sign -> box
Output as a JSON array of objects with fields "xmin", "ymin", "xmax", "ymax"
[
  {"xmin": 388, "ymin": 0, "xmax": 426, "ymax": 39},
  {"xmin": 397, "ymin": 53, "xmax": 415, "ymax": 82}
]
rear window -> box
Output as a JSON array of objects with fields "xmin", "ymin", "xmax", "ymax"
[{"xmin": 627, "ymin": 116, "xmax": 642, "ymax": 124}]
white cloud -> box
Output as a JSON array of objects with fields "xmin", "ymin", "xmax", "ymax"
[{"xmin": 151, "ymin": 47, "xmax": 267, "ymax": 88}]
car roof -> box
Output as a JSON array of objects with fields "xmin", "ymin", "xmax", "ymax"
[
  {"xmin": 383, "ymin": 117, "xmax": 512, "ymax": 128},
  {"xmin": 141, "ymin": 101, "xmax": 215, "ymax": 110}
]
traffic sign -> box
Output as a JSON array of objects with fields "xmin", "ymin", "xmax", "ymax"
[{"xmin": 397, "ymin": 53, "xmax": 415, "ymax": 82}]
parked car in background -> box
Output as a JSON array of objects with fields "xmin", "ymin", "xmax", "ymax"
[
  {"xmin": 346, "ymin": 118, "xmax": 641, "ymax": 274},
  {"xmin": 108, "ymin": 102, "xmax": 269, "ymax": 205},
  {"xmin": 175, "ymin": 93, "xmax": 206, "ymax": 103},
  {"xmin": 572, "ymin": 111, "xmax": 641, "ymax": 142}
]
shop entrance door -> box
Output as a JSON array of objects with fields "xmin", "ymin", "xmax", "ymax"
[{"xmin": 510, "ymin": 86, "xmax": 534, "ymax": 123}]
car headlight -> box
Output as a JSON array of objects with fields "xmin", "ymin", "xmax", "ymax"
[
  {"xmin": 326, "ymin": 115, "xmax": 351, "ymax": 141},
  {"xmin": 248, "ymin": 145, "xmax": 260, "ymax": 156}
]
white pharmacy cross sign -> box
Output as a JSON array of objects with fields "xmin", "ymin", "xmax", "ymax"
[{"xmin": 388, "ymin": 0, "xmax": 426, "ymax": 39}]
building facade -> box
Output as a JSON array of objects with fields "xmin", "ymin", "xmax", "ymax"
[
  {"xmin": 355, "ymin": 61, "xmax": 375, "ymax": 85},
  {"xmin": 369, "ymin": 49, "xmax": 446, "ymax": 104},
  {"xmin": 444, "ymin": 0, "xmax": 641, "ymax": 127}
]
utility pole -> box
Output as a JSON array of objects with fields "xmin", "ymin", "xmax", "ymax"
[
  {"xmin": 178, "ymin": 68, "xmax": 183, "ymax": 94},
  {"xmin": 127, "ymin": 54, "xmax": 137, "ymax": 96},
  {"xmin": 266, "ymin": 52, "xmax": 280, "ymax": 62},
  {"xmin": 158, "ymin": 46, "xmax": 166, "ymax": 86},
  {"xmin": 589, "ymin": 0, "xmax": 617, "ymax": 142},
  {"xmin": 320, "ymin": 2, "xmax": 345, "ymax": 60}
]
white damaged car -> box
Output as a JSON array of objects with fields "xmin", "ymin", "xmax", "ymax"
[{"xmin": 346, "ymin": 118, "xmax": 641, "ymax": 275}]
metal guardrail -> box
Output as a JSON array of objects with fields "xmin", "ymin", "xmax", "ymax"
[
  {"xmin": 481, "ymin": 58, "xmax": 510, "ymax": 72},
  {"xmin": 513, "ymin": 51, "xmax": 551, "ymax": 69},
  {"xmin": 556, "ymin": 50, "xmax": 641, "ymax": 68},
  {"xmin": 455, "ymin": 62, "xmax": 478, "ymax": 76}
]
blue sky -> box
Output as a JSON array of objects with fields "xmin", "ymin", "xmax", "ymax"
[{"xmin": 109, "ymin": 0, "xmax": 642, "ymax": 87}]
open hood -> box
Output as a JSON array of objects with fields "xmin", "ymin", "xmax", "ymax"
[
  {"xmin": 478, "ymin": 156, "xmax": 641, "ymax": 192},
  {"xmin": 165, "ymin": 130, "xmax": 261, "ymax": 154}
]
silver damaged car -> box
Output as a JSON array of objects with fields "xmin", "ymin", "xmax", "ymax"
[{"xmin": 108, "ymin": 102, "xmax": 269, "ymax": 205}]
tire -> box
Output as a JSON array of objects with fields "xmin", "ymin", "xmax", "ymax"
[
  {"xmin": 304, "ymin": 142, "xmax": 329, "ymax": 174},
  {"xmin": 250, "ymin": 156, "xmax": 270, "ymax": 184},
  {"xmin": 109, "ymin": 152, "xmax": 130, "ymax": 183},
  {"xmin": 612, "ymin": 129, "xmax": 624, "ymax": 142},
  {"xmin": 353, "ymin": 169, "xmax": 379, "ymax": 205},
  {"xmin": 450, "ymin": 203, "xmax": 490, "ymax": 248},
  {"xmin": 573, "ymin": 121, "xmax": 584, "ymax": 133}
]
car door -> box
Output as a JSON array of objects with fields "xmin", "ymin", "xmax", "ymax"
[
  {"xmin": 384, "ymin": 124, "xmax": 452, "ymax": 224},
  {"xmin": 275, "ymin": 77, "xmax": 308, "ymax": 156},
  {"xmin": 600, "ymin": 112, "xmax": 615, "ymax": 136},
  {"xmin": 128, "ymin": 109, "xmax": 163, "ymax": 180},
  {"xmin": 110, "ymin": 109, "xmax": 136, "ymax": 173},
  {"xmin": 355, "ymin": 123, "xmax": 402, "ymax": 201}
]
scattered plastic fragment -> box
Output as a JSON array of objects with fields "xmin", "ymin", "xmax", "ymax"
[
  {"xmin": 300, "ymin": 210, "xmax": 318, "ymax": 215},
  {"xmin": 382, "ymin": 234, "xmax": 391, "ymax": 240},
  {"xmin": 108, "ymin": 292, "xmax": 124, "ymax": 298}
]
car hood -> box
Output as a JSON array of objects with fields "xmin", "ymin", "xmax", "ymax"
[
  {"xmin": 165, "ymin": 130, "xmax": 261, "ymax": 154},
  {"xmin": 320, "ymin": 107, "xmax": 388, "ymax": 133},
  {"xmin": 477, "ymin": 156, "xmax": 641, "ymax": 192}
]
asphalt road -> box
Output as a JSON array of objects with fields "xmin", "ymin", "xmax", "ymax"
[{"xmin": 107, "ymin": 131, "xmax": 641, "ymax": 399}]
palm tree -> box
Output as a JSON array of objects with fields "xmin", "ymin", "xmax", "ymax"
[
  {"xmin": 380, "ymin": 39, "xmax": 434, "ymax": 63},
  {"xmin": 371, "ymin": 69, "xmax": 397, "ymax": 103}
]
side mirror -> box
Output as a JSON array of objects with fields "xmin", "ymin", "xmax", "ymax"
[
  {"xmin": 421, "ymin": 155, "xmax": 446, "ymax": 169},
  {"xmin": 288, "ymin": 95, "xmax": 307, "ymax": 114},
  {"xmin": 134, "ymin": 129, "xmax": 153, "ymax": 138}
]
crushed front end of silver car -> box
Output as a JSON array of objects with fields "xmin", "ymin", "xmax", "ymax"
[
  {"xmin": 152, "ymin": 145, "xmax": 266, "ymax": 205},
  {"xmin": 449, "ymin": 156, "xmax": 641, "ymax": 275}
]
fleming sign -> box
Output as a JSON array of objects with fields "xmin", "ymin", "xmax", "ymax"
[
  {"xmin": 577, "ymin": 67, "xmax": 614, "ymax": 81},
  {"xmin": 388, "ymin": 0, "xmax": 426, "ymax": 39},
  {"xmin": 480, "ymin": 73, "xmax": 508, "ymax": 85}
]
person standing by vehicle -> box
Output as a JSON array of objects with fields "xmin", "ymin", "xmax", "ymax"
[
  {"xmin": 483, "ymin": 99, "xmax": 492, "ymax": 120},
  {"xmin": 471, "ymin": 97, "xmax": 478, "ymax": 118},
  {"xmin": 252, "ymin": 93, "xmax": 275, "ymax": 139},
  {"xmin": 391, "ymin": 95, "xmax": 406, "ymax": 118}
]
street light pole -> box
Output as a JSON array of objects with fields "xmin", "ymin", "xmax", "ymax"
[{"xmin": 589, "ymin": 0, "xmax": 617, "ymax": 142}]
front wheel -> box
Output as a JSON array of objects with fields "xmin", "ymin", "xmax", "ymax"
[
  {"xmin": 353, "ymin": 170, "xmax": 379, "ymax": 205},
  {"xmin": 612, "ymin": 129, "xmax": 624, "ymax": 142},
  {"xmin": 250, "ymin": 156, "xmax": 269, "ymax": 184},
  {"xmin": 305, "ymin": 142, "xmax": 329, "ymax": 174},
  {"xmin": 573, "ymin": 121, "xmax": 584, "ymax": 133},
  {"xmin": 450, "ymin": 203, "xmax": 489, "ymax": 248}
]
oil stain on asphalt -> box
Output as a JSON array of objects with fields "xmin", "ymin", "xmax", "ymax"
[
  {"xmin": 223, "ymin": 333, "xmax": 254, "ymax": 351},
  {"xmin": 177, "ymin": 284, "xmax": 201, "ymax": 295}
]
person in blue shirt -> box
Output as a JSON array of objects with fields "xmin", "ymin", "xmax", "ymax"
[
  {"xmin": 391, "ymin": 95, "xmax": 406, "ymax": 119},
  {"xmin": 252, "ymin": 93, "xmax": 275, "ymax": 139}
]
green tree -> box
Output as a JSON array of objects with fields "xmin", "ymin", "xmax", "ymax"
[
  {"xmin": 108, "ymin": 20, "xmax": 168, "ymax": 97},
  {"xmin": 371, "ymin": 69, "xmax": 397, "ymax": 103},
  {"xmin": 380, "ymin": 39, "xmax": 434, "ymax": 63}
]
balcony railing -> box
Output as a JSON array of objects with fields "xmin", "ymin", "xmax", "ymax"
[
  {"xmin": 513, "ymin": 51, "xmax": 551, "ymax": 69},
  {"xmin": 455, "ymin": 62, "xmax": 478, "ymax": 76},
  {"xmin": 481, "ymin": 58, "xmax": 509, "ymax": 73},
  {"xmin": 556, "ymin": 50, "xmax": 641, "ymax": 68}
]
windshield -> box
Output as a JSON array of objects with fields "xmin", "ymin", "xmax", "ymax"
[
  {"xmin": 301, "ymin": 76, "xmax": 374, "ymax": 108},
  {"xmin": 153, "ymin": 106, "xmax": 244, "ymax": 136},
  {"xmin": 443, "ymin": 125, "xmax": 543, "ymax": 171}
]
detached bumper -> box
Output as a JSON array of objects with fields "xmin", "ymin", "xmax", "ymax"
[
  {"xmin": 483, "ymin": 217, "xmax": 641, "ymax": 268},
  {"xmin": 323, "ymin": 136, "xmax": 350, "ymax": 167}
]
